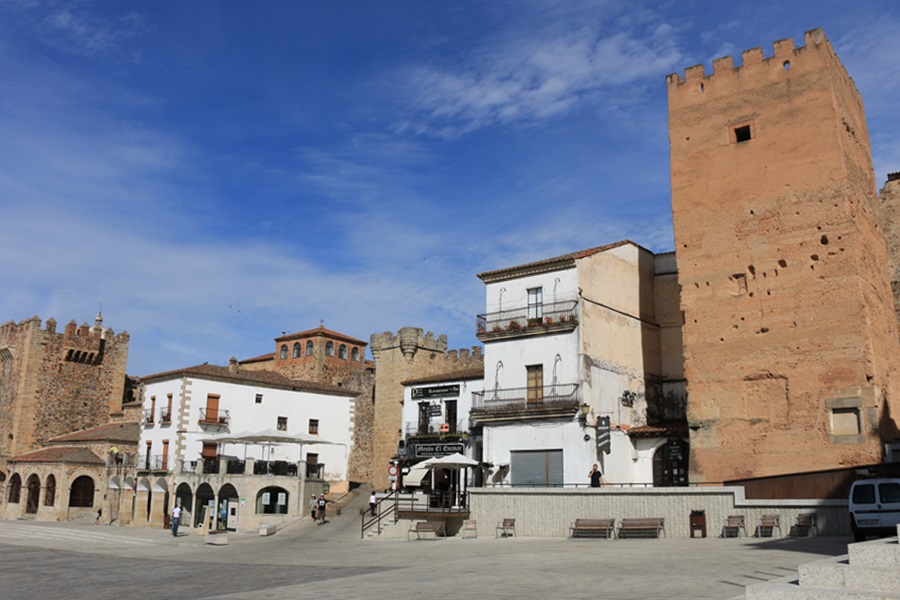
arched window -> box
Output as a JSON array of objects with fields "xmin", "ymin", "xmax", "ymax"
[
  {"xmin": 44, "ymin": 475, "xmax": 56, "ymax": 506},
  {"xmin": 279, "ymin": 345, "xmax": 288, "ymax": 360},
  {"xmin": 69, "ymin": 475, "xmax": 95, "ymax": 507},
  {"xmin": 7, "ymin": 473, "xmax": 21, "ymax": 503},
  {"xmin": 325, "ymin": 341, "xmax": 334, "ymax": 357},
  {"xmin": 256, "ymin": 486, "xmax": 289, "ymax": 514},
  {"xmin": 305, "ymin": 340, "xmax": 314, "ymax": 356},
  {"xmin": 338, "ymin": 344, "xmax": 347, "ymax": 359},
  {"xmin": 292, "ymin": 343, "xmax": 301, "ymax": 358},
  {"xmin": 351, "ymin": 347, "xmax": 360, "ymax": 361}
]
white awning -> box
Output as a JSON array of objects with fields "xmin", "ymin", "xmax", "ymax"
[{"xmin": 403, "ymin": 467, "xmax": 430, "ymax": 487}]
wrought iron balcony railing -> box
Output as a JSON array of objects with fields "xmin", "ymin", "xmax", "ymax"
[
  {"xmin": 472, "ymin": 383, "xmax": 580, "ymax": 411},
  {"xmin": 137, "ymin": 454, "xmax": 168, "ymax": 471},
  {"xmin": 159, "ymin": 407, "xmax": 172, "ymax": 424},
  {"xmin": 476, "ymin": 300, "xmax": 578, "ymax": 340},
  {"xmin": 199, "ymin": 408, "xmax": 230, "ymax": 426},
  {"xmin": 142, "ymin": 409, "xmax": 154, "ymax": 425}
]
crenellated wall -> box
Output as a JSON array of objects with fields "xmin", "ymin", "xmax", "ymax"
[{"xmin": 668, "ymin": 28, "xmax": 900, "ymax": 483}]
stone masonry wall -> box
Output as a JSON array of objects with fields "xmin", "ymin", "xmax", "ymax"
[
  {"xmin": 369, "ymin": 327, "xmax": 483, "ymax": 490},
  {"xmin": 877, "ymin": 173, "xmax": 900, "ymax": 329}
]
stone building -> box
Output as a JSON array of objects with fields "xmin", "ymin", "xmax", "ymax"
[
  {"xmin": 369, "ymin": 328, "xmax": 483, "ymax": 490},
  {"xmin": 667, "ymin": 28, "xmax": 900, "ymax": 483},
  {"xmin": 0, "ymin": 313, "xmax": 130, "ymax": 476},
  {"xmin": 238, "ymin": 325, "xmax": 376, "ymax": 484}
]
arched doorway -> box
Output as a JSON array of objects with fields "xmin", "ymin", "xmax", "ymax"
[
  {"xmin": 44, "ymin": 475, "xmax": 56, "ymax": 507},
  {"xmin": 175, "ymin": 482, "xmax": 193, "ymax": 516},
  {"xmin": 7, "ymin": 474, "xmax": 22, "ymax": 504},
  {"xmin": 195, "ymin": 483, "xmax": 215, "ymax": 528},
  {"xmin": 218, "ymin": 483, "xmax": 239, "ymax": 531},
  {"xmin": 69, "ymin": 475, "xmax": 95, "ymax": 507},
  {"xmin": 256, "ymin": 486, "xmax": 289, "ymax": 514},
  {"xmin": 25, "ymin": 474, "xmax": 41, "ymax": 514},
  {"xmin": 652, "ymin": 439, "xmax": 690, "ymax": 487}
]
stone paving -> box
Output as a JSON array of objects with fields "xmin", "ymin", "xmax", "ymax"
[{"xmin": 0, "ymin": 493, "xmax": 853, "ymax": 600}]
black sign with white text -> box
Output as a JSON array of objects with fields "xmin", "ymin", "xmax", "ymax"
[
  {"xmin": 412, "ymin": 384, "xmax": 460, "ymax": 399},
  {"xmin": 414, "ymin": 442, "xmax": 465, "ymax": 458}
]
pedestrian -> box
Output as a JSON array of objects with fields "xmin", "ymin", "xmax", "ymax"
[
  {"xmin": 369, "ymin": 491, "xmax": 377, "ymax": 516},
  {"xmin": 588, "ymin": 463, "xmax": 603, "ymax": 488},
  {"xmin": 95, "ymin": 507, "xmax": 102, "ymax": 524},
  {"xmin": 316, "ymin": 494, "xmax": 328, "ymax": 525},
  {"xmin": 171, "ymin": 504, "xmax": 182, "ymax": 537},
  {"xmin": 309, "ymin": 494, "xmax": 318, "ymax": 521}
]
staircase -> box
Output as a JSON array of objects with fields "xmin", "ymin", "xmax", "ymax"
[{"xmin": 744, "ymin": 526, "xmax": 900, "ymax": 599}]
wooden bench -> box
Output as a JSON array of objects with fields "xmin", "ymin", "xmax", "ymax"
[
  {"xmin": 462, "ymin": 519, "xmax": 477, "ymax": 539},
  {"xmin": 570, "ymin": 518, "xmax": 616, "ymax": 539},
  {"xmin": 617, "ymin": 518, "xmax": 665, "ymax": 539},
  {"xmin": 408, "ymin": 521, "xmax": 446, "ymax": 540},
  {"xmin": 755, "ymin": 514, "xmax": 781, "ymax": 538},
  {"xmin": 721, "ymin": 515, "xmax": 747, "ymax": 538},
  {"xmin": 791, "ymin": 513, "xmax": 817, "ymax": 537},
  {"xmin": 496, "ymin": 518, "xmax": 516, "ymax": 538}
]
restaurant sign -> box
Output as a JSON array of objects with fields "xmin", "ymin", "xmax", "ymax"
[
  {"xmin": 414, "ymin": 442, "xmax": 465, "ymax": 458},
  {"xmin": 411, "ymin": 384, "xmax": 460, "ymax": 399}
]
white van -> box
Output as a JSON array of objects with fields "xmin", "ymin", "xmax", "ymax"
[{"xmin": 849, "ymin": 478, "xmax": 900, "ymax": 541}]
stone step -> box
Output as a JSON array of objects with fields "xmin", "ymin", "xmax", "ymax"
[
  {"xmin": 746, "ymin": 580, "xmax": 900, "ymax": 600},
  {"xmin": 800, "ymin": 557, "xmax": 900, "ymax": 593},
  {"xmin": 848, "ymin": 537, "xmax": 900, "ymax": 567}
]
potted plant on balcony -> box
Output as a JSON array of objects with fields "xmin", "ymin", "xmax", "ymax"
[
  {"xmin": 492, "ymin": 325, "xmax": 504, "ymax": 334},
  {"xmin": 507, "ymin": 320, "xmax": 522, "ymax": 332},
  {"xmin": 527, "ymin": 318, "xmax": 541, "ymax": 328},
  {"xmin": 217, "ymin": 416, "xmax": 228, "ymax": 425},
  {"xmin": 544, "ymin": 316, "xmax": 553, "ymax": 325}
]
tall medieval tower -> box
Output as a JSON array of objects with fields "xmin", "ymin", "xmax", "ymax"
[{"xmin": 667, "ymin": 29, "xmax": 900, "ymax": 483}]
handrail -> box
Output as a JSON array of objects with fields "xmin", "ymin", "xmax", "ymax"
[{"xmin": 361, "ymin": 490, "xmax": 400, "ymax": 539}]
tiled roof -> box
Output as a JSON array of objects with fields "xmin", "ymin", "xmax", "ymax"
[
  {"xmin": 626, "ymin": 421, "xmax": 689, "ymax": 438},
  {"xmin": 477, "ymin": 240, "xmax": 642, "ymax": 283},
  {"xmin": 10, "ymin": 446, "xmax": 104, "ymax": 465},
  {"xmin": 402, "ymin": 367, "xmax": 485, "ymax": 386},
  {"xmin": 48, "ymin": 422, "xmax": 141, "ymax": 444},
  {"xmin": 239, "ymin": 352, "xmax": 275, "ymax": 364},
  {"xmin": 275, "ymin": 325, "xmax": 367, "ymax": 346},
  {"xmin": 140, "ymin": 363, "xmax": 357, "ymax": 396}
]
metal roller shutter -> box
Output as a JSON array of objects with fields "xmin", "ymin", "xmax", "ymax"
[{"xmin": 510, "ymin": 449, "xmax": 563, "ymax": 487}]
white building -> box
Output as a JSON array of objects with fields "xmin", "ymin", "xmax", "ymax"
[
  {"xmin": 137, "ymin": 359, "xmax": 356, "ymax": 530},
  {"xmin": 472, "ymin": 241, "xmax": 686, "ymax": 487}
]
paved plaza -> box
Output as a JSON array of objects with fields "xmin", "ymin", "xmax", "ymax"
[{"xmin": 0, "ymin": 495, "xmax": 853, "ymax": 600}]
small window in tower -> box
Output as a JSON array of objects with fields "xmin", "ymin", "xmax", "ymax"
[
  {"xmin": 351, "ymin": 347, "xmax": 360, "ymax": 361},
  {"xmin": 306, "ymin": 340, "xmax": 314, "ymax": 356},
  {"xmin": 734, "ymin": 125, "xmax": 752, "ymax": 143},
  {"xmin": 325, "ymin": 341, "xmax": 334, "ymax": 357},
  {"xmin": 279, "ymin": 345, "xmax": 288, "ymax": 360},
  {"xmin": 292, "ymin": 343, "xmax": 301, "ymax": 358},
  {"xmin": 338, "ymin": 344, "xmax": 347, "ymax": 359}
]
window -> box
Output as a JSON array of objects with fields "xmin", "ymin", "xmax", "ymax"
[
  {"xmin": 162, "ymin": 440, "xmax": 169, "ymax": 470},
  {"xmin": 308, "ymin": 419, "xmax": 319, "ymax": 435},
  {"xmin": 445, "ymin": 400, "xmax": 457, "ymax": 433},
  {"xmin": 292, "ymin": 343, "xmax": 301, "ymax": 358},
  {"xmin": 255, "ymin": 394, "xmax": 263, "ymax": 404},
  {"xmin": 203, "ymin": 393, "xmax": 220, "ymax": 423},
  {"xmin": 526, "ymin": 364, "xmax": 544, "ymax": 404},
  {"xmin": 527, "ymin": 287, "xmax": 543, "ymax": 320},
  {"xmin": 149, "ymin": 395, "xmax": 156, "ymax": 424},
  {"xmin": 351, "ymin": 347, "xmax": 360, "ymax": 361},
  {"xmin": 338, "ymin": 344, "xmax": 347, "ymax": 359},
  {"xmin": 325, "ymin": 341, "xmax": 334, "ymax": 357},
  {"xmin": 734, "ymin": 125, "xmax": 752, "ymax": 143},
  {"xmin": 280, "ymin": 344, "xmax": 288, "ymax": 359},
  {"xmin": 277, "ymin": 416, "xmax": 288, "ymax": 431},
  {"xmin": 418, "ymin": 402, "xmax": 429, "ymax": 435},
  {"xmin": 306, "ymin": 340, "xmax": 314, "ymax": 356}
]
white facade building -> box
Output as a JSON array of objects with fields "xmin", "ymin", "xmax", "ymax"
[{"xmin": 472, "ymin": 241, "xmax": 686, "ymax": 488}]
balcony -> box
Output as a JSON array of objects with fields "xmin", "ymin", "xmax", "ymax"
[
  {"xmin": 137, "ymin": 454, "xmax": 169, "ymax": 471},
  {"xmin": 199, "ymin": 408, "xmax": 230, "ymax": 427},
  {"xmin": 159, "ymin": 407, "xmax": 172, "ymax": 424},
  {"xmin": 476, "ymin": 300, "xmax": 578, "ymax": 341},
  {"xmin": 142, "ymin": 409, "xmax": 154, "ymax": 425},
  {"xmin": 471, "ymin": 383, "xmax": 580, "ymax": 424}
]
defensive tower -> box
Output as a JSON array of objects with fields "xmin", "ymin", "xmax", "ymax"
[{"xmin": 667, "ymin": 29, "xmax": 900, "ymax": 482}]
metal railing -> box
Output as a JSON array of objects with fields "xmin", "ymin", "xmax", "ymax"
[
  {"xmin": 199, "ymin": 408, "xmax": 230, "ymax": 426},
  {"xmin": 137, "ymin": 455, "xmax": 167, "ymax": 471},
  {"xmin": 472, "ymin": 383, "xmax": 580, "ymax": 410},
  {"xmin": 142, "ymin": 409, "xmax": 154, "ymax": 424},
  {"xmin": 159, "ymin": 407, "xmax": 172, "ymax": 423},
  {"xmin": 361, "ymin": 490, "xmax": 399, "ymax": 538},
  {"xmin": 476, "ymin": 299, "xmax": 578, "ymax": 338}
]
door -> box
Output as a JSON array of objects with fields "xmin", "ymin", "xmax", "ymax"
[
  {"xmin": 878, "ymin": 480, "xmax": 900, "ymax": 528},
  {"xmin": 226, "ymin": 499, "xmax": 239, "ymax": 531},
  {"xmin": 526, "ymin": 365, "xmax": 543, "ymax": 404}
]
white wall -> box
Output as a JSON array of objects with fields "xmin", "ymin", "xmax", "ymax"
[
  {"xmin": 484, "ymin": 420, "xmax": 595, "ymax": 486},
  {"xmin": 401, "ymin": 378, "xmax": 483, "ymax": 440},
  {"xmin": 484, "ymin": 268, "xmax": 578, "ymax": 313},
  {"xmin": 141, "ymin": 376, "xmax": 354, "ymax": 482}
]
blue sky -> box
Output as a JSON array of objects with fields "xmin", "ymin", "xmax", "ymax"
[{"xmin": 1, "ymin": 0, "xmax": 898, "ymax": 376}]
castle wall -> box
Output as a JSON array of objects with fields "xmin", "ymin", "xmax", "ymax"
[
  {"xmin": 0, "ymin": 316, "xmax": 130, "ymax": 473},
  {"xmin": 369, "ymin": 328, "xmax": 483, "ymax": 490},
  {"xmin": 877, "ymin": 173, "xmax": 900, "ymax": 328},
  {"xmin": 668, "ymin": 29, "xmax": 900, "ymax": 482}
]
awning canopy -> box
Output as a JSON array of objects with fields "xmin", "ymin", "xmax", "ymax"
[
  {"xmin": 417, "ymin": 453, "xmax": 480, "ymax": 469},
  {"xmin": 199, "ymin": 429, "xmax": 339, "ymax": 446},
  {"xmin": 403, "ymin": 467, "xmax": 431, "ymax": 487}
]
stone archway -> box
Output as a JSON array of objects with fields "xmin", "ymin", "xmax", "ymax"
[
  {"xmin": 69, "ymin": 475, "xmax": 95, "ymax": 507},
  {"xmin": 195, "ymin": 483, "xmax": 215, "ymax": 528},
  {"xmin": 218, "ymin": 483, "xmax": 239, "ymax": 531},
  {"xmin": 7, "ymin": 473, "xmax": 21, "ymax": 504},
  {"xmin": 652, "ymin": 439, "xmax": 690, "ymax": 487},
  {"xmin": 25, "ymin": 474, "xmax": 41, "ymax": 514}
]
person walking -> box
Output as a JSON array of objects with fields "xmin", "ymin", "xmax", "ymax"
[
  {"xmin": 369, "ymin": 491, "xmax": 377, "ymax": 516},
  {"xmin": 316, "ymin": 494, "xmax": 328, "ymax": 525},
  {"xmin": 171, "ymin": 504, "xmax": 182, "ymax": 537},
  {"xmin": 309, "ymin": 494, "xmax": 318, "ymax": 521}
]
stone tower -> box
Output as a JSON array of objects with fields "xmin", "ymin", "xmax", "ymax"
[
  {"xmin": 369, "ymin": 328, "xmax": 483, "ymax": 490},
  {"xmin": 0, "ymin": 314, "xmax": 130, "ymax": 473},
  {"xmin": 667, "ymin": 29, "xmax": 900, "ymax": 483}
]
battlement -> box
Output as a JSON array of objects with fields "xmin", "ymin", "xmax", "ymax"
[
  {"xmin": 0, "ymin": 315, "xmax": 128, "ymax": 344},
  {"xmin": 369, "ymin": 327, "xmax": 483, "ymax": 365},
  {"xmin": 667, "ymin": 28, "xmax": 834, "ymax": 88}
]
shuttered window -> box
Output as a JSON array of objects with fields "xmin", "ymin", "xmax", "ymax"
[{"xmin": 510, "ymin": 449, "xmax": 563, "ymax": 487}]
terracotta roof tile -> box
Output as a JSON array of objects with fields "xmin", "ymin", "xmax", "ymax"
[
  {"xmin": 626, "ymin": 421, "xmax": 689, "ymax": 438},
  {"xmin": 10, "ymin": 446, "xmax": 104, "ymax": 464},
  {"xmin": 402, "ymin": 367, "xmax": 485, "ymax": 386},
  {"xmin": 477, "ymin": 240, "xmax": 643, "ymax": 282},
  {"xmin": 48, "ymin": 422, "xmax": 141, "ymax": 444},
  {"xmin": 275, "ymin": 326, "xmax": 367, "ymax": 346},
  {"xmin": 140, "ymin": 363, "xmax": 357, "ymax": 396}
]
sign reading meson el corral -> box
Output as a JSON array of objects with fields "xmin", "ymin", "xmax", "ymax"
[
  {"xmin": 415, "ymin": 443, "xmax": 465, "ymax": 457},
  {"xmin": 411, "ymin": 384, "xmax": 460, "ymax": 399}
]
